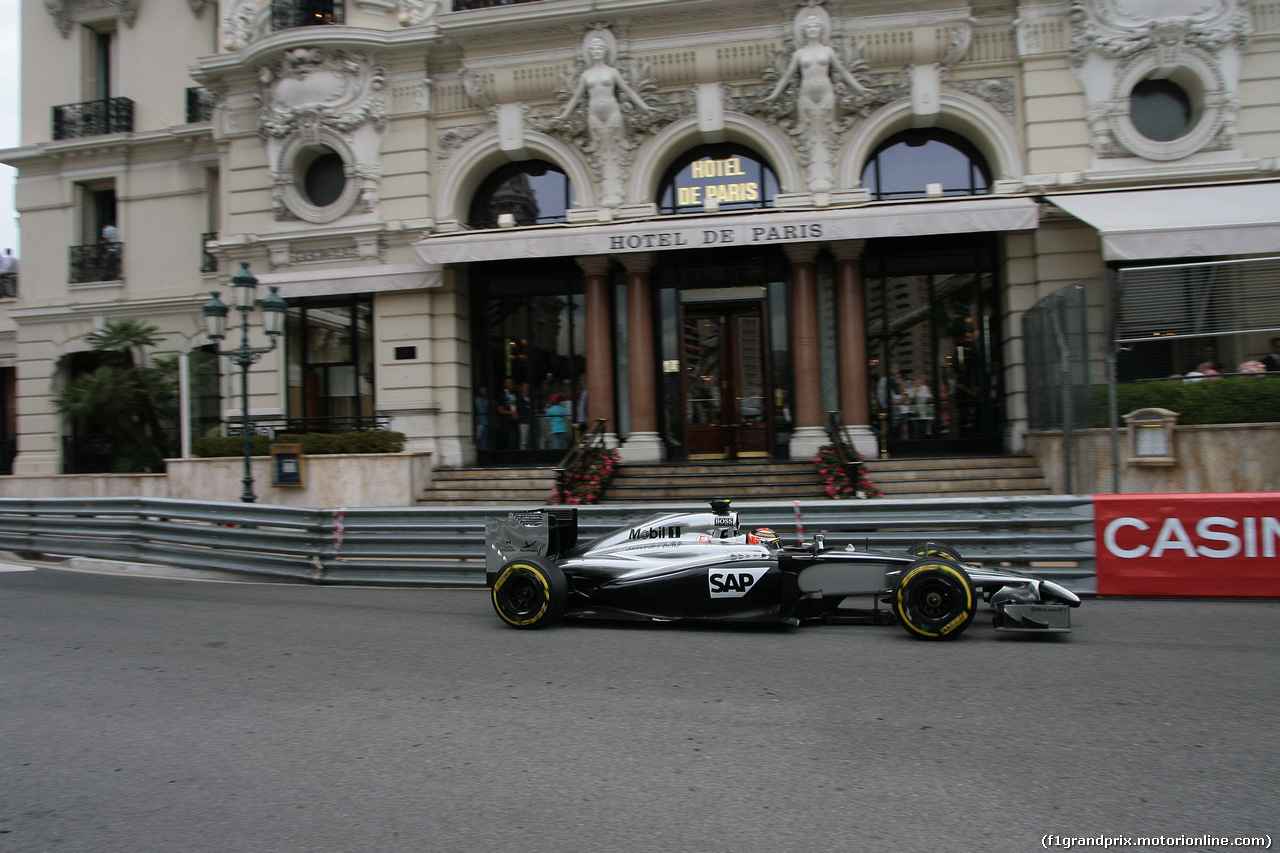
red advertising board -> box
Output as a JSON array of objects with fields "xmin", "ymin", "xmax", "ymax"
[{"xmin": 1094, "ymin": 493, "xmax": 1280, "ymax": 597}]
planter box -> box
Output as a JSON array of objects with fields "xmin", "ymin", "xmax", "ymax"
[
  {"xmin": 166, "ymin": 452, "xmax": 434, "ymax": 507},
  {"xmin": 1026, "ymin": 422, "xmax": 1280, "ymax": 494}
]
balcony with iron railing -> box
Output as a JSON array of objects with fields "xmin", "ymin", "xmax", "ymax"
[
  {"xmin": 52, "ymin": 97, "xmax": 134, "ymax": 140},
  {"xmin": 201, "ymin": 232, "xmax": 219, "ymax": 274},
  {"xmin": 70, "ymin": 242, "xmax": 123, "ymax": 284},
  {"xmin": 0, "ymin": 272, "xmax": 15, "ymax": 299},
  {"xmin": 186, "ymin": 87, "xmax": 216, "ymax": 124},
  {"xmin": 271, "ymin": 0, "xmax": 343, "ymax": 30},
  {"xmin": 453, "ymin": 0, "xmax": 547, "ymax": 9}
]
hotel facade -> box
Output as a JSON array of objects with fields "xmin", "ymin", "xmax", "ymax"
[{"xmin": 2, "ymin": 0, "xmax": 1277, "ymax": 478}]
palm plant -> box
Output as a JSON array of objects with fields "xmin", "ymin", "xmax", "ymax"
[{"xmin": 54, "ymin": 320, "xmax": 180, "ymax": 472}]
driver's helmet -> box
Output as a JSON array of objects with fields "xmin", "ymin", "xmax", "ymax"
[{"xmin": 747, "ymin": 527, "xmax": 781, "ymax": 548}]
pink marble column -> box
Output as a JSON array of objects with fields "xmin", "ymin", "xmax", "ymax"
[
  {"xmin": 576, "ymin": 255, "xmax": 614, "ymax": 437},
  {"xmin": 619, "ymin": 253, "xmax": 663, "ymax": 461}
]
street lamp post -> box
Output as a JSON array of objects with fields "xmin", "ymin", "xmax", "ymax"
[{"xmin": 202, "ymin": 263, "xmax": 287, "ymax": 503}]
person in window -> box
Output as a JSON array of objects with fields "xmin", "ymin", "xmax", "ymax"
[
  {"xmin": 1262, "ymin": 338, "xmax": 1280, "ymax": 374},
  {"xmin": 474, "ymin": 384, "xmax": 493, "ymax": 452},
  {"xmin": 517, "ymin": 382, "xmax": 534, "ymax": 450},
  {"xmin": 545, "ymin": 394, "xmax": 569, "ymax": 450},
  {"xmin": 1182, "ymin": 361, "xmax": 1221, "ymax": 382},
  {"xmin": 100, "ymin": 222, "xmax": 120, "ymax": 278},
  {"xmin": 497, "ymin": 377, "xmax": 520, "ymax": 450}
]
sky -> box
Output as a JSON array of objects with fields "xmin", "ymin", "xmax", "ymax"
[{"xmin": 0, "ymin": 0, "xmax": 18, "ymax": 256}]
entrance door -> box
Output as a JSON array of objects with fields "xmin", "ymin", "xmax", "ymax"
[{"xmin": 683, "ymin": 307, "xmax": 770, "ymax": 459}]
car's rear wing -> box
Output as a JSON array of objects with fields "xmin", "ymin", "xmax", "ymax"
[{"xmin": 485, "ymin": 507, "xmax": 579, "ymax": 578}]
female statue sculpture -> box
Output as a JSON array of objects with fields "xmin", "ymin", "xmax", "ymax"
[
  {"xmin": 555, "ymin": 32, "xmax": 656, "ymax": 149},
  {"xmin": 765, "ymin": 10, "xmax": 871, "ymax": 130}
]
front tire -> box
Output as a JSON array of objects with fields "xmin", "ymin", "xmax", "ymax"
[
  {"xmin": 893, "ymin": 558, "xmax": 977, "ymax": 640},
  {"xmin": 491, "ymin": 557, "xmax": 568, "ymax": 629}
]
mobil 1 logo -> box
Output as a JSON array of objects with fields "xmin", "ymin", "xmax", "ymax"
[{"xmin": 708, "ymin": 565, "xmax": 770, "ymax": 598}]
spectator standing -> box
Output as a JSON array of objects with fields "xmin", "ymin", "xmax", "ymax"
[
  {"xmin": 545, "ymin": 394, "xmax": 569, "ymax": 449},
  {"xmin": 100, "ymin": 223, "xmax": 121, "ymax": 278},
  {"xmin": 1262, "ymin": 337, "xmax": 1280, "ymax": 373}
]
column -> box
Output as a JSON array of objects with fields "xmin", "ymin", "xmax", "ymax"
[
  {"xmin": 786, "ymin": 243, "xmax": 827, "ymax": 461},
  {"xmin": 576, "ymin": 256, "xmax": 616, "ymax": 447},
  {"xmin": 832, "ymin": 240, "xmax": 878, "ymax": 458},
  {"xmin": 619, "ymin": 253, "xmax": 663, "ymax": 462}
]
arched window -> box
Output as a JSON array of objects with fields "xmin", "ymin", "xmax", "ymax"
[
  {"xmin": 861, "ymin": 129, "xmax": 991, "ymax": 201},
  {"xmin": 468, "ymin": 160, "xmax": 575, "ymax": 228},
  {"xmin": 658, "ymin": 144, "xmax": 779, "ymax": 215}
]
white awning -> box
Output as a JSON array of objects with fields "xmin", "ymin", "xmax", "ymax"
[
  {"xmin": 1049, "ymin": 183, "xmax": 1280, "ymax": 262},
  {"xmin": 415, "ymin": 196, "xmax": 1039, "ymax": 265}
]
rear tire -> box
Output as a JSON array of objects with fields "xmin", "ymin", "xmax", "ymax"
[
  {"xmin": 491, "ymin": 557, "xmax": 568, "ymax": 629},
  {"xmin": 907, "ymin": 540, "xmax": 963, "ymax": 563},
  {"xmin": 893, "ymin": 558, "xmax": 977, "ymax": 640}
]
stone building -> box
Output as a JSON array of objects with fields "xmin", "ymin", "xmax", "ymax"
[{"xmin": 1, "ymin": 0, "xmax": 1277, "ymax": 478}]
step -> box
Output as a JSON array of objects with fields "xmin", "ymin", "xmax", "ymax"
[{"xmin": 417, "ymin": 454, "xmax": 1050, "ymax": 505}]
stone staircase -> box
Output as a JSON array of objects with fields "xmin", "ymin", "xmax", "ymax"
[
  {"xmin": 862, "ymin": 455, "xmax": 1051, "ymax": 498},
  {"xmin": 417, "ymin": 454, "xmax": 1050, "ymax": 505},
  {"xmin": 418, "ymin": 466, "xmax": 558, "ymax": 505}
]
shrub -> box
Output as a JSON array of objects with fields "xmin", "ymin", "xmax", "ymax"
[
  {"xmin": 1092, "ymin": 377, "xmax": 1280, "ymax": 426},
  {"xmin": 192, "ymin": 430, "xmax": 405, "ymax": 458},
  {"xmin": 192, "ymin": 434, "xmax": 272, "ymax": 457}
]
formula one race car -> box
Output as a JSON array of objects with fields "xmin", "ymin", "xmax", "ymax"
[{"xmin": 486, "ymin": 500, "xmax": 1081, "ymax": 640}]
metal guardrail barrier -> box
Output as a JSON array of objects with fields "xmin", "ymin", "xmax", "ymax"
[{"xmin": 0, "ymin": 495, "xmax": 1097, "ymax": 593}]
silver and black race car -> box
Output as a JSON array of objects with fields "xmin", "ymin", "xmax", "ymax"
[{"xmin": 486, "ymin": 500, "xmax": 1081, "ymax": 639}]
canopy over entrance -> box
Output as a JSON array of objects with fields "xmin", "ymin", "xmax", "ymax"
[{"xmin": 1048, "ymin": 182, "xmax": 1280, "ymax": 262}]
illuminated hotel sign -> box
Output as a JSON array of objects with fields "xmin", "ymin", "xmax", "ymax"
[{"xmin": 670, "ymin": 155, "xmax": 772, "ymax": 213}]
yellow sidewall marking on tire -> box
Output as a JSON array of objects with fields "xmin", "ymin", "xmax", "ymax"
[
  {"xmin": 896, "ymin": 563, "xmax": 974, "ymax": 638},
  {"xmin": 493, "ymin": 563, "xmax": 550, "ymax": 627}
]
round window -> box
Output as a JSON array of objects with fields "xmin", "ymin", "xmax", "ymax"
[
  {"xmin": 302, "ymin": 151, "xmax": 346, "ymax": 208},
  {"xmin": 1129, "ymin": 79, "xmax": 1192, "ymax": 142}
]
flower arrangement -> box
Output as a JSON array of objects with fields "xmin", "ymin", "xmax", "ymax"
[
  {"xmin": 813, "ymin": 445, "xmax": 881, "ymax": 499},
  {"xmin": 550, "ymin": 446, "xmax": 622, "ymax": 505}
]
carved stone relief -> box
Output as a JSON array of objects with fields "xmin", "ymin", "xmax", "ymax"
[
  {"xmin": 258, "ymin": 47, "xmax": 389, "ymax": 224},
  {"xmin": 436, "ymin": 125, "xmax": 486, "ymax": 166},
  {"xmin": 529, "ymin": 25, "xmax": 690, "ymax": 209},
  {"xmin": 1069, "ymin": 0, "xmax": 1252, "ymax": 161},
  {"xmin": 223, "ymin": 0, "xmax": 266, "ymax": 52},
  {"xmin": 947, "ymin": 77, "xmax": 1017, "ymax": 121},
  {"xmin": 45, "ymin": 0, "xmax": 139, "ymax": 37},
  {"xmin": 738, "ymin": 4, "xmax": 894, "ymax": 193}
]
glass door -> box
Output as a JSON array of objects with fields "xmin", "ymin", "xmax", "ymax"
[
  {"xmin": 865, "ymin": 240, "xmax": 1003, "ymax": 455},
  {"xmin": 683, "ymin": 306, "xmax": 771, "ymax": 459}
]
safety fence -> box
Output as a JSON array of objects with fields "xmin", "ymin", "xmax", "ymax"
[{"xmin": 0, "ymin": 495, "xmax": 1097, "ymax": 593}]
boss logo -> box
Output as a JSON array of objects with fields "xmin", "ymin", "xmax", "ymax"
[{"xmin": 708, "ymin": 567, "xmax": 769, "ymax": 598}]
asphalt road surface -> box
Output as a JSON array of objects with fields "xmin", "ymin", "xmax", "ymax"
[{"xmin": 1, "ymin": 561, "xmax": 1277, "ymax": 853}]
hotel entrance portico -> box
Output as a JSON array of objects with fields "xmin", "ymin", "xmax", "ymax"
[{"xmin": 416, "ymin": 197, "xmax": 1038, "ymax": 465}]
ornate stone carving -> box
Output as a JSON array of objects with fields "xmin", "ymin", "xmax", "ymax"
[
  {"xmin": 398, "ymin": 0, "xmax": 437, "ymax": 27},
  {"xmin": 1069, "ymin": 0, "xmax": 1252, "ymax": 162},
  {"xmin": 45, "ymin": 0, "xmax": 139, "ymax": 37},
  {"xmin": 947, "ymin": 77, "xmax": 1017, "ymax": 120},
  {"xmin": 258, "ymin": 47, "xmax": 389, "ymax": 222},
  {"xmin": 437, "ymin": 124, "xmax": 486, "ymax": 166},
  {"xmin": 223, "ymin": 0, "xmax": 265, "ymax": 52},
  {"xmin": 530, "ymin": 25, "xmax": 684, "ymax": 209},
  {"xmin": 741, "ymin": 3, "xmax": 893, "ymax": 193}
]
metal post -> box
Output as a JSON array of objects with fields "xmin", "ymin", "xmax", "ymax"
[
  {"xmin": 239, "ymin": 306, "xmax": 255, "ymax": 502},
  {"xmin": 201, "ymin": 264, "xmax": 286, "ymax": 504}
]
